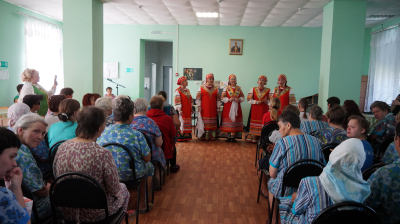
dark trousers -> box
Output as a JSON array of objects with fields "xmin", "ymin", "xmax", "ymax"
[{"xmin": 170, "ymin": 146, "xmax": 177, "ymax": 167}]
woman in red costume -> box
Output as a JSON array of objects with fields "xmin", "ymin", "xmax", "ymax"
[
  {"xmin": 220, "ymin": 74, "xmax": 245, "ymax": 142},
  {"xmin": 174, "ymin": 76, "xmax": 193, "ymax": 142},
  {"xmin": 246, "ymin": 75, "xmax": 270, "ymax": 143},
  {"xmin": 270, "ymin": 74, "xmax": 296, "ymax": 113},
  {"xmin": 196, "ymin": 73, "xmax": 221, "ymax": 141}
]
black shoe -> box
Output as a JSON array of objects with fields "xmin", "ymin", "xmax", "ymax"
[
  {"xmin": 231, "ymin": 138, "xmax": 237, "ymax": 142},
  {"xmin": 226, "ymin": 138, "xmax": 232, "ymax": 142}
]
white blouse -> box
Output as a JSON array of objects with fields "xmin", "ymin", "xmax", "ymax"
[{"xmin": 18, "ymin": 82, "xmax": 55, "ymax": 103}]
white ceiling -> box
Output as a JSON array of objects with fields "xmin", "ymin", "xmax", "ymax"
[{"xmin": 5, "ymin": 0, "xmax": 400, "ymax": 27}]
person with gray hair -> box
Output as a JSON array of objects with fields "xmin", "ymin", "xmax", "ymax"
[
  {"xmin": 95, "ymin": 97, "xmax": 115, "ymax": 127},
  {"xmin": 299, "ymin": 105, "xmax": 329, "ymax": 135},
  {"xmin": 14, "ymin": 113, "xmax": 52, "ymax": 222},
  {"xmin": 131, "ymin": 98, "xmax": 166, "ymax": 188},
  {"xmin": 97, "ymin": 97, "xmax": 154, "ymax": 212}
]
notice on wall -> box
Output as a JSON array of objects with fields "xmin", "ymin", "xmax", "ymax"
[
  {"xmin": 103, "ymin": 62, "xmax": 118, "ymax": 79},
  {"xmin": 0, "ymin": 70, "xmax": 9, "ymax": 80}
]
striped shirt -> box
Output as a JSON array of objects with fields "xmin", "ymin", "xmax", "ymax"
[
  {"xmin": 268, "ymin": 134, "xmax": 326, "ymax": 198},
  {"xmin": 300, "ymin": 120, "xmax": 329, "ymax": 135}
]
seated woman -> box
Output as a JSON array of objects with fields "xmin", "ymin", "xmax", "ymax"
[
  {"xmin": 47, "ymin": 99, "xmax": 80, "ymax": 149},
  {"xmin": 158, "ymin": 90, "xmax": 181, "ymax": 132},
  {"xmin": 314, "ymin": 105, "xmax": 348, "ymax": 145},
  {"xmin": 298, "ymin": 98, "xmax": 309, "ymax": 123},
  {"xmin": 279, "ymin": 138, "xmax": 371, "ymax": 224},
  {"xmin": 147, "ymin": 95, "xmax": 180, "ymax": 173},
  {"xmin": 368, "ymin": 101, "xmax": 396, "ymax": 153},
  {"xmin": 342, "ymin": 100, "xmax": 363, "ymax": 129},
  {"xmin": 346, "ymin": 115, "xmax": 373, "ymax": 172},
  {"xmin": 131, "ymin": 98, "xmax": 166, "ymax": 186},
  {"xmin": 95, "ymin": 97, "xmax": 115, "ymax": 127},
  {"xmin": 381, "ymin": 142, "xmax": 399, "ymax": 164},
  {"xmin": 13, "ymin": 113, "xmax": 51, "ymax": 222},
  {"xmin": 0, "ymin": 127, "xmax": 31, "ymax": 224},
  {"xmin": 282, "ymin": 104, "xmax": 300, "ymax": 116},
  {"xmin": 54, "ymin": 106, "xmax": 131, "ymax": 222},
  {"xmin": 97, "ymin": 97, "xmax": 153, "ymax": 213},
  {"xmin": 300, "ymin": 105, "xmax": 329, "ymax": 135},
  {"xmin": 82, "ymin": 93, "xmax": 96, "ymax": 107},
  {"xmin": 365, "ymin": 122, "xmax": 400, "ymax": 224},
  {"xmin": 44, "ymin": 95, "xmax": 66, "ymax": 131},
  {"xmin": 262, "ymin": 97, "xmax": 281, "ymax": 125}
]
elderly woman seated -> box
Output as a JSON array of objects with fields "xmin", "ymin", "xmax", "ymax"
[
  {"xmin": 131, "ymin": 98, "xmax": 166, "ymax": 186},
  {"xmin": 97, "ymin": 98, "xmax": 154, "ymax": 213},
  {"xmin": 368, "ymin": 101, "xmax": 396, "ymax": 153},
  {"xmin": 299, "ymin": 105, "xmax": 329, "ymax": 135},
  {"xmin": 13, "ymin": 113, "xmax": 51, "ymax": 222},
  {"xmin": 314, "ymin": 105, "xmax": 348, "ymax": 145},
  {"xmin": 95, "ymin": 97, "xmax": 115, "ymax": 127},
  {"xmin": 54, "ymin": 106, "xmax": 131, "ymax": 222},
  {"xmin": 147, "ymin": 95, "xmax": 180, "ymax": 173},
  {"xmin": 279, "ymin": 139, "xmax": 371, "ymax": 224},
  {"xmin": 44, "ymin": 95, "xmax": 66, "ymax": 130}
]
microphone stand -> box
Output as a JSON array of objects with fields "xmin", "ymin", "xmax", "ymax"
[{"xmin": 106, "ymin": 79, "xmax": 125, "ymax": 96}]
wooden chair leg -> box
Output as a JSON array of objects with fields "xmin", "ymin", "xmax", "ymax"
[{"xmin": 257, "ymin": 170, "xmax": 263, "ymax": 203}]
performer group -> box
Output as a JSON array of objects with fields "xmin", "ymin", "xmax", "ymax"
[{"xmin": 173, "ymin": 73, "xmax": 296, "ymax": 142}]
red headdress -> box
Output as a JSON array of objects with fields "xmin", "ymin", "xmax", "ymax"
[
  {"xmin": 206, "ymin": 73, "xmax": 214, "ymax": 80},
  {"xmin": 177, "ymin": 76, "xmax": 187, "ymax": 85},
  {"xmin": 259, "ymin": 75, "xmax": 267, "ymax": 83}
]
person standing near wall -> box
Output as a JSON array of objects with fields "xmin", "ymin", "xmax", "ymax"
[
  {"xmin": 270, "ymin": 74, "xmax": 295, "ymax": 113},
  {"xmin": 174, "ymin": 76, "xmax": 193, "ymax": 142}
]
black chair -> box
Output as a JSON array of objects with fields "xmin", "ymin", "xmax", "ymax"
[
  {"xmin": 255, "ymin": 121, "xmax": 279, "ymax": 167},
  {"xmin": 270, "ymin": 159, "xmax": 325, "ymax": 224},
  {"xmin": 362, "ymin": 163, "xmax": 386, "ymax": 180},
  {"xmin": 44, "ymin": 132, "xmax": 49, "ymax": 148},
  {"xmin": 46, "ymin": 140, "xmax": 66, "ymax": 180},
  {"xmin": 50, "ymin": 172, "xmax": 128, "ymax": 224},
  {"xmin": 374, "ymin": 136, "xmax": 394, "ymax": 164},
  {"xmin": 321, "ymin": 142, "xmax": 340, "ymax": 162},
  {"xmin": 101, "ymin": 143, "xmax": 148, "ymax": 224},
  {"xmin": 312, "ymin": 201, "xmax": 380, "ymax": 224},
  {"xmin": 138, "ymin": 131, "xmax": 159, "ymax": 201}
]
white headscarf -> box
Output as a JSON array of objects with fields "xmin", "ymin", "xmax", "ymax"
[
  {"xmin": 7, "ymin": 103, "xmax": 31, "ymax": 127},
  {"xmin": 320, "ymin": 138, "xmax": 371, "ymax": 204}
]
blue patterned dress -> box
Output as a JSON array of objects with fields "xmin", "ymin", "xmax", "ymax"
[
  {"xmin": 382, "ymin": 142, "xmax": 399, "ymax": 164},
  {"xmin": 314, "ymin": 127, "xmax": 348, "ymax": 145},
  {"xmin": 268, "ymin": 134, "xmax": 326, "ymax": 198},
  {"xmin": 371, "ymin": 113, "xmax": 396, "ymax": 151},
  {"xmin": 365, "ymin": 160, "xmax": 400, "ymax": 224},
  {"xmin": 130, "ymin": 115, "xmax": 166, "ymax": 168},
  {"xmin": 97, "ymin": 124, "xmax": 154, "ymax": 182},
  {"xmin": 299, "ymin": 121, "xmax": 329, "ymax": 135},
  {"xmin": 0, "ymin": 187, "xmax": 30, "ymax": 224},
  {"xmin": 16, "ymin": 144, "xmax": 51, "ymax": 222},
  {"xmin": 106, "ymin": 114, "xmax": 115, "ymax": 127}
]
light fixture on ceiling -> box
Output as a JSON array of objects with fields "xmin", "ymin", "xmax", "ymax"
[
  {"xmin": 366, "ymin": 15, "xmax": 395, "ymax": 21},
  {"xmin": 217, "ymin": 0, "xmax": 223, "ymax": 3},
  {"xmin": 196, "ymin": 12, "xmax": 219, "ymax": 18},
  {"xmin": 138, "ymin": 5, "xmax": 142, "ymax": 9}
]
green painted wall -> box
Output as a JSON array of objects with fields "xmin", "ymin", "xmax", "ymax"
[{"xmin": 0, "ymin": 0, "xmax": 62, "ymax": 107}]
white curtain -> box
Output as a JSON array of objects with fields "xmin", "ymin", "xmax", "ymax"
[
  {"xmin": 365, "ymin": 27, "xmax": 400, "ymax": 111},
  {"xmin": 25, "ymin": 16, "xmax": 64, "ymax": 93}
]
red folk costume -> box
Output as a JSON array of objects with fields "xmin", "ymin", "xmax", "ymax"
[
  {"xmin": 196, "ymin": 73, "xmax": 221, "ymax": 141},
  {"xmin": 270, "ymin": 74, "xmax": 296, "ymax": 112},
  {"xmin": 174, "ymin": 76, "xmax": 193, "ymax": 142},
  {"xmin": 247, "ymin": 76, "xmax": 270, "ymax": 139},
  {"xmin": 220, "ymin": 74, "xmax": 244, "ymax": 139}
]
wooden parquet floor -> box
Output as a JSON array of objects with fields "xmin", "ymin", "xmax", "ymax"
[{"xmin": 130, "ymin": 134, "xmax": 270, "ymax": 224}]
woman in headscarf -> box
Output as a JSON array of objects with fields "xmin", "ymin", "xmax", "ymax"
[
  {"xmin": 196, "ymin": 73, "xmax": 221, "ymax": 141},
  {"xmin": 270, "ymin": 74, "xmax": 296, "ymax": 113},
  {"xmin": 220, "ymin": 74, "xmax": 245, "ymax": 142},
  {"xmin": 246, "ymin": 75, "xmax": 270, "ymax": 143},
  {"xmin": 278, "ymin": 138, "xmax": 371, "ymax": 224},
  {"xmin": 174, "ymin": 76, "xmax": 193, "ymax": 142}
]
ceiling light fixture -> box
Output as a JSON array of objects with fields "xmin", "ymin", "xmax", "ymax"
[
  {"xmin": 196, "ymin": 12, "xmax": 219, "ymax": 18},
  {"xmin": 366, "ymin": 15, "xmax": 395, "ymax": 21},
  {"xmin": 217, "ymin": 0, "xmax": 223, "ymax": 3}
]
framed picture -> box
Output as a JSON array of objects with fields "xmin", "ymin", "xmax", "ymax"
[
  {"xmin": 183, "ymin": 68, "xmax": 202, "ymax": 80},
  {"xmin": 229, "ymin": 39, "xmax": 243, "ymax": 55}
]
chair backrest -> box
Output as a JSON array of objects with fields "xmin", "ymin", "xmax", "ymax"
[
  {"xmin": 312, "ymin": 201, "xmax": 380, "ymax": 224},
  {"xmin": 20, "ymin": 182, "xmax": 41, "ymax": 223},
  {"xmin": 375, "ymin": 136, "xmax": 394, "ymax": 163},
  {"xmin": 50, "ymin": 172, "xmax": 110, "ymax": 223},
  {"xmin": 49, "ymin": 140, "xmax": 66, "ymax": 178},
  {"xmin": 321, "ymin": 142, "xmax": 340, "ymax": 162},
  {"xmin": 260, "ymin": 121, "xmax": 279, "ymax": 145},
  {"xmin": 102, "ymin": 143, "xmax": 137, "ymax": 180},
  {"xmin": 281, "ymin": 159, "xmax": 325, "ymax": 197},
  {"xmin": 362, "ymin": 163, "xmax": 386, "ymax": 181}
]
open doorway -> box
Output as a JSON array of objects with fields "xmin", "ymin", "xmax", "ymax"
[{"xmin": 144, "ymin": 41, "xmax": 173, "ymax": 104}]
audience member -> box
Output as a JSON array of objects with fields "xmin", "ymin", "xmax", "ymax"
[
  {"xmin": 346, "ymin": 115, "xmax": 373, "ymax": 171},
  {"xmin": 7, "ymin": 103, "xmax": 31, "ymax": 128},
  {"xmin": 97, "ymin": 98, "xmax": 154, "ymax": 212},
  {"xmin": 104, "ymin": 87, "xmax": 116, "ymax": 100},
  {"xmin": 147, "ymin": 95, "xmax": 180, "ymax": 173},
  {"xmin": 158, "ymin": 90, "xmax": 181, "ymax": 131},
  {"xmin": 47, "ymin": 99, "xmax": 80, "ymax": 148},
  {"xmin": 342, "ymin": 100, "xmax": 363, "ymax": 129},
  {"xmin": 300, "ymin": 105, "xmax": 329, "ymax": 134},
  {"xmin": 365, "ymin": 122, "xmax": 400, "ymax": 224},
  {"xmin": 381, "ymin": 142, "xmax": 399, "ymax": 164},
  {"xmin": 14, "ymin": 84, "xmax": 23, "ymax": 103},
  {"xmin": 59, "ymin": 87, "xmax": 74, "ymax": 99},
  {"xmin": 282, "ymin": 104, "xmax": 300, "ymax": 116},
  {"xmin": 262, "ymin": 97, "xmax": 281, "ymax": 125},
  {"xmin": 44, "ymin": 95, "xmax": 66, "ymax": 131},
  {"xmin": 314, "ymin": 105, "xmax": 348, "ymax": 145},
  {"xmin": 54, "ymin": 106, "xmax": 131, "ymax": 222},
  {"xmin": 279, "ymin": 139, "xmax": 370, "ymax": 224},
  {"xmin": 13, "ymin": 113, "xmax": 51, "ymax": 222},
  {"xmin": 95, "ymin": 97, "xmax": 115, "ymax": 127},
  {"xmin": 322, "ymin": 96, "xmax": 340, "ymax": 122},
  {"xmin": 82, "ymin": 93, "xmax": 96, "ymax": 107},
  {"xmin": 298, "ymin": 98, "xmax": 309, "ymax": 122},
  {"xmin": 23, "ymin": 94, "xmax": 43, "ymax": 114},
  {"xmin": 0, "ymin": 127, "xmax": 31, "ymax": 224},
  {"xmin": 368, "ymin": 101, "xmax": 396, "ymax": 153}
]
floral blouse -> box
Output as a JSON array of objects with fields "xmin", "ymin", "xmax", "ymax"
[{"xmin": 0, "ymin": 187, "xmax": 30, "ymax": 224}]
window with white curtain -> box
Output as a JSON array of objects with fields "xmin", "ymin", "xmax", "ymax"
[
  {"xmin": 365, "ymin": 27, "xmax": 400, "ymax": 111},
  {"xmin": 24, "ymin": 16, "xmax": 64, "ymax": 93}
]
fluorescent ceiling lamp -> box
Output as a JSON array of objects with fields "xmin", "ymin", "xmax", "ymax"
[
  {"xmin": 366, "ymin": 15, "xmax": 395, "ymax": 21},
  {"xmin": 196, "ymin": 12, "xmax": 219, "ymax": 18}
]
